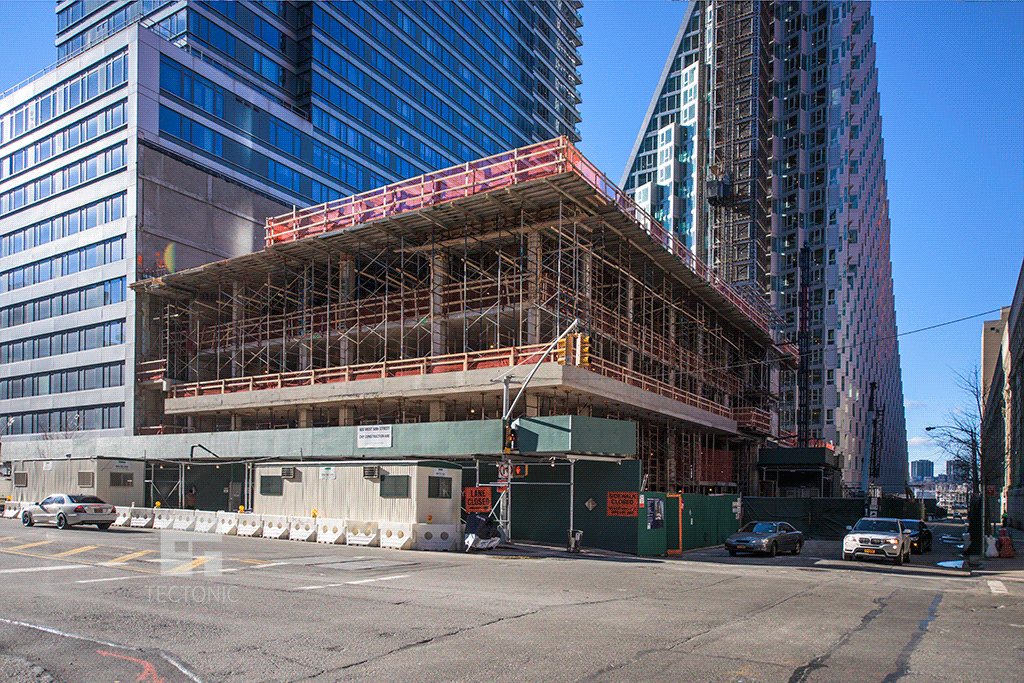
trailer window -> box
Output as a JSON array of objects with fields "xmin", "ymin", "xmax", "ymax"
[
  {"xmin": 428, "ymin": 476, "xmax": 452, "ymax": 499},
  {"xmin": 260, "ymin": 476, "xmax": 283, "ymax": 496},
  {"xmin": 380, "ymin": 475, "xmax": 410, "ymax": 498},
  {"xmin": 109, "ymin": 472, "xmax": 133, "ymax": 487}
]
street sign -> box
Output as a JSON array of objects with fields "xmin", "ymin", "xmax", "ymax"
[
  {"xmin": 497, "ymin": 463, "xmax": 511, "ymax": 481},
  {"xmin": 464, "ymin": 487, "xmax": 492, "ymax": 513},
  {"xmin": 607, "ymin": 491, "xmax": 639, "ymax": 517}
]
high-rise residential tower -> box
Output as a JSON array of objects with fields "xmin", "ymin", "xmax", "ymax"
[
  {"xmin": 621, "ymin": 0, "xmax": 908, "ymax": 493},
  {"xmin": 0, "ymin": 1, "xmax": 583, "ymax": 439}
]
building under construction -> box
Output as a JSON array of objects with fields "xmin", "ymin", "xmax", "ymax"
[{"xmin": 133, "ymin": 138, "xmax": 797, "ymax": 495}]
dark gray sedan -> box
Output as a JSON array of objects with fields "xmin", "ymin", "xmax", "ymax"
[{"xmin": 725, "ymin": 521, "xmax": 804, "ymax": 557}]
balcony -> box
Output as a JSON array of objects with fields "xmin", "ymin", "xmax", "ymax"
[{"xmin": 735, "ymin": 406, "xmax": 772, "ymax": 436}]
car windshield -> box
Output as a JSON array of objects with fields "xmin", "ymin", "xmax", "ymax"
[
  {"xmin": 67, "ymin": 495, "xmax": 105, "ymax": 503},
  {"xmin": 854, "ymin": 519, "xmax": 899, "ymax": 533},
  {"xmin": 740, "ymin": 522, "xmax": 777, "ymax": 534},
  {"xmin": 901, "ymin": 520, "xmax": 921, "ymax": 531}
]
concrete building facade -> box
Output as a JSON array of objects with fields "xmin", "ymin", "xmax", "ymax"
[
  {"xmin": 620, "ymin": 0, "xmax": 908, "ymax": 493},
  {"xmin": 0, "ymin": 1, "xmax": 583, "ymax": 441},
  {"xmin": 910, "ymin": 459, "xmax": 933, "ymax": 481}
]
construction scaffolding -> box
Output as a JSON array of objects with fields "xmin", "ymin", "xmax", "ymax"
[{"xmin": 134, "ymin": 138, "xmax": 795, "ymax": 495}]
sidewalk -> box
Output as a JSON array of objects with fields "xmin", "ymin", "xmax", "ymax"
[{"xmin": 972, "ymin": 526, "xmax": 1024, "ymax": 581}]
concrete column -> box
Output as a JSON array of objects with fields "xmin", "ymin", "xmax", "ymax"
[
  {"xmin": 429, "ymin": 400, "xmax": 447, "ymax": 423},
  {"xmin": 526, "ymin": 230, "xmax": 542, "ymax": 345},
  {"xmin": 525, "ymin": 392, "xmax": 540, "ymax": 417},
  {"xmin": 430, "ymin": 254, "xmax": 448, "ymax": 356},
  {"xmin": 337, "ymin": 406, "xmax": 354, "ymax": 427},
  {"xmin": 230, "ymin": 414, "xmax": 242, "ymax": 431},
  {"xmin": 298, "ymin": 409, "xmax": 311, "ymax": 428}
]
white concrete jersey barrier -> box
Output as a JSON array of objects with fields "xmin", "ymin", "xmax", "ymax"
[
  {"xmin": 288, "ymin": 517, "xmax": 317, "ymax": 542},
  {"xmin": 237, "ymin": 514, "xmax": 264, "ymax": 537},
  {"xmin": 315, "ymin": 518, "xmax": 346, "ymax": 545},
  {"xmin": 346, "ymin": 520, "xmax": 380, "ymax": 547},
  {"xmin": 379, "ymin": 522, "xmax": 414, "ymax": 550},
  {"xmin": 172, "ymin": 510, "xmax": 196, "ymax": 531},
  {"xmin": 414, "ymin": 524, "xmax": 460, "ymax": 551},
  {"xmin": 193, "ymin": 511, "xmax": 218, "ymax": 533},
  {"xmin": 216, "ymin": 511, "xmax": 238, "ymax": 535},
  {"xmin": 261, "ymin": 515, "xmax": 290, "ymax": 539},
  {"xmin": 112, "ymin": 507, "xmax": 132, "ymax": 527},
  {"xmin": 129, "ymin": 508, "xmax": 155, "ymax": 528},
  {"xmin": 152, "ymin": 509, "xmax": 175, "ymax": 529},
  {"xmin": 3, "ymin": 502, "xmax": 24, "ymax": 518}
]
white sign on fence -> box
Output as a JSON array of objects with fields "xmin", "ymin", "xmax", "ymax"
[
  {"xmin": 320, "ymin": 466, "xmax": 336, "ymax": 480},
  {"xmin": 357, "ymin": 425, "xmax": 392, "ymax": 449}
]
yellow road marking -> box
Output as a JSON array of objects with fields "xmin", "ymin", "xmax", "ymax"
[
  {"xmin": 236, "ymin": 558, "xmax": 268, "ymax": 565},
  {"xmin": 169, "ymin": 557, "xmax": 210, "ymax": 574},
  {"xmin": 0, "ymin": 536, "xmax": 19, "ymax": 542},
  {"xmin": 8, "ymin": 540, "xmax": 54, "ymax": 551},
  {"xmin": 101, "ymin": 549, "xmax": 153, "ymax": 565},
  {"xmin": 51, "ymin": 545, "xmax": 98, "ymax": 558},
  {"xmin": 0, "ymin": 548, "xmax": 157, "ymax": 574}
]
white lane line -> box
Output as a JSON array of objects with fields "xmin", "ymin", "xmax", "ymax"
[
  {"xmin": 254, "ymin": 561, "xmax": 291, "ymax": 569},
  {"xmin": 293, "ymin": 583, "xmax": 347, "ymax": 591},
  {"xmin": 988, "ymin": 580, "xmax": 1009, "ymax": 595},
  {"xmin": 75, "ymin": 576, "xmax": 139, "ymax": 584},
  {"xmin": 0, "ymin": 564, "xmax": 87, "ymax": 574},
  {"xmin": 346, "ymin": 574, "xmax": 410, "ymax": 585}
]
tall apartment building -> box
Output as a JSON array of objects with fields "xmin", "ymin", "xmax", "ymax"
[
  {"xmin": 910, "ymin": 459, "xmax": 933, "ymax": 480},
  {"xmin": 621, "ymin": 0, "xmax": 908, "ymax": 493},
  {"xmin": 0, "ymin": 1, "xmax": 583, "ymax": 439}
]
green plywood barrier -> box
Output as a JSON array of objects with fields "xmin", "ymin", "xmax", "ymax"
[
  {"xmin": 665, "ymin": 494, "xmax": 682, "ymax": 554},
  {"xmin": 637, "ymin": 492, "xmax": 668, "ymax": 556},
  {"xmin": 678, "ymin": 493, "xmax": 741, "ymax": 550}
]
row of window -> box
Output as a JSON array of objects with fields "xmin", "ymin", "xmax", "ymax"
[
  {"xmin": 3, "ymin": 403, "xmax": 124, "ymax": 436},
  {"xmin": 188, "ymin": 11, "xmax": 297, "ymax": 96},
  {"xmin": 0, "ymin": 361, "xmax": 124, "ymax": 401},
  {"xmin": 0, "ymin": 320, "xmax": 124, "ymax": 365},
  {"xmin": 57, "ymin": 1, "xmax": 167, "ymax": 60},
  {"xmin": 1, "ymin": 52, "xmax": 127, "ymax": 145},
  {"xmin": 158, "ymin": 105, "xmax": 341, "ymax": 204},
  {"xmin": 0, "ymin": 277, "xmax": 125, "ymax": 330},
  {"xmin": 0, "ymin": 193, "xmax": 125, "ymax": 259},
  {"xmin": 0, "ymin": 236, "xmax": 125, "ymax": 295},
  {"xmin": 57, "ymin": 0, "xmax": 121, "ymax": 33},
  {"xmin": 0, "ymin": 143, "xmax": 126, "ymax": 217},
  {"xmin": 1, "ymin": 102, "xmax": 126, "ymax": 182}
]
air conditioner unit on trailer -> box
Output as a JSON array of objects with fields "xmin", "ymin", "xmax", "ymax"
[
  {"xmin": 281, "ymin": 466, "xmax": 297, "ymax": 480},
  {"xmin": 362, "ymin": 465, "xmax": 382, "ymax": 479}
]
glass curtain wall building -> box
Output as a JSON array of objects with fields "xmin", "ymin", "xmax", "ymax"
[
  {"xmin": 0, "ymin": 1, "xmax": 583, "ymax": 439},
  {"xmin": 621, "ymin": 0, "xmax": 908, "ymax": 493}
]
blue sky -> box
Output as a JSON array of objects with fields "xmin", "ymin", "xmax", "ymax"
[{"xmin": 2, "ymin": 1, "xmax": 1021, "ymax": 472}]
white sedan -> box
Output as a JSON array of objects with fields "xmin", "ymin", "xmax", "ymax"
[
  {"xmin": 842, "ymin": 517, "xmax": 913, "ymax": 565},
  {"xmin": 21, "ymin": 494, "xmax": 117, "ymax": 530}
]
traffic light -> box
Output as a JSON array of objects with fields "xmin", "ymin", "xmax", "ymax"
[
  {"xmin": 576, "ymin": 334, "xmax": 590, "ymax": 367},
  {"xmin": 556, "ymin": 335, "xmax": 573, "ymax": 364},
  {"xmin": 504, "ymin": 424, "xmax": 518, "ymax": 453}
]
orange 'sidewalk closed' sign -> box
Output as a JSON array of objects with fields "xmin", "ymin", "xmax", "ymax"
[
  {"xmin": 464, "ymin": 487, "xmax": 493, "ymax": 513},
  {"xmin": 607, "ymin": 491, "xmax": 639, "ymax": 517}
]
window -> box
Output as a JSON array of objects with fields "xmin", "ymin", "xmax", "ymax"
[
  {"xmin": 380, "ymin": 474, "xmax": 410, "ymax": 498},
  {"xmin": 109, "ymin": 472, "xmax": 133, "ymax": 487},
  {"xmin": 14, "ymin": 471, "xmax": 27, "ymax": 487},
  {"xmin": 428, "ymin": 476, "xmax": 452, "ymax": 499},
  {"xmin": 260, "ymin": 475, "xmax": 283, "ymax": 496},
  {"xmin": 77, "ymin": 471, "xmax": 95, "ymax": 488}
]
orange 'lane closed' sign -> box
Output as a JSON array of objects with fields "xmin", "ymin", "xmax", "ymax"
[
  {"xmin": 607, "ymin": 491, "xmax": 639, "ymax": 517},
  {"xmin": 464, "ymin": 487, "xmax": 493, "ymax": 513}
]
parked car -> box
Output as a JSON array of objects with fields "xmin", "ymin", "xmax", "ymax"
[
  {"xmin": 842, "ymin": 517, "xmax": 912, "ymax": 565},
  {"xmin": 21, "ymin": 494, "xmax": 117, "ymax": 530},
  {"xmin": 900, "ymin": 519, "xmax": 933, "ymax": 553},
  {"xmin": 725, "ymin": 521, "xmax": 803, "ymax": 557}
]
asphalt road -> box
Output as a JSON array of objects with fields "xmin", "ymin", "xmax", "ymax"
[{"xmin": 0, "ymin": 519, "xmax": 1020, "ymax": 683}]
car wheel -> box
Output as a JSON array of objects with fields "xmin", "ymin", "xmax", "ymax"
[
  {"xmin": 728, "ymin": 548, "xmax": 737, "ymax": 557},
  {"xmin": 904, "ymin": 548, "xmax": 911, "ymax": 564},
  {"xmin": 768, "ymin": 543, "xmax": 777, "ymax": 558},
  {"xmin": 56, "ymin": 513, "xmax": 69, "ymax": 530},
  {"xmin": 843, "ymin": 552, "xmax": 853, "ymax": 561},
  {"xmin": 893, "ymin": 549, "xmax": 903, "ymax": 566},
  {"xmin": 21, "ymin": 511, "xmax": 33, "ymax": 527},
  {"xmin": 792, "ymin": 541, "xmax": 802, "ymax": 556},
  {"xmin": 96, "ymin": 523, "xmax": 112, "ymax": 530}
]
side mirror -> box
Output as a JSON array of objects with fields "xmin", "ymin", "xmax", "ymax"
[
  {"xmin": 846, "ymin": 525, "xmax": 852, "ymax": 531},
  {"xmin": 902, "ymin": 529, "xmax": 913, "ymax": 535}
]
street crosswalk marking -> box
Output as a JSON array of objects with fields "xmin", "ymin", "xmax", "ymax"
[
  {"xmin": 52, "ymin": 545, "xmax": 98, "ymax": 558},
  {"xmin": 169, "ymin": 556, "xmax": 210, "ymax": 574},
  {"xmin": 0, "ymin": 564, "xmax": 87, "ymax": 574},
  {"xmin": 988, "ymin": 580, "xmax": 1008, "ymax": 595}
]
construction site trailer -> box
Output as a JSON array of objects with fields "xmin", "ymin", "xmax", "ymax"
[
  {"xmin": 3, "ymin": 457, "xmax": 144, "ymax": 508},
  {"xmin": 253, "ymin": 460, "xmax": 462, "ymax": 525}
]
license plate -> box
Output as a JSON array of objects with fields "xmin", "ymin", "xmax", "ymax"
[
  {"xmin": 863, "ymin": 548, "xmax": 875, "ymax": 554},
  {"xmin": 736, "ymin": 544, "xmax": 746, "ymax": 549},
  {"xmin": 91, "ymin": 507, "xmax": 102, "ymax": 513}
]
